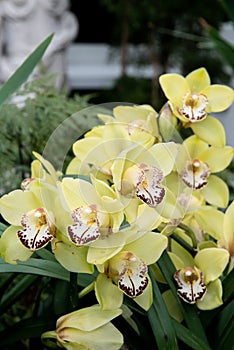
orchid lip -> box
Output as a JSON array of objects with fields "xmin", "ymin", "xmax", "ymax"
[
  {"xmin": 17, "ymin": 207, "xmax": 54, "ymax": 251},
  {"xmin": 174, "ymin": 267, "xmax": 207, "ymax": 304}
]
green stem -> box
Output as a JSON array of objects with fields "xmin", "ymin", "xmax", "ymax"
[
  {"xmin": 78, "ymin": 282, "xmax": 95, "ymax": 299},
  {"xmin": 69, "ymin": 272, "xmax": 79, "ymax": 311},
  {"xmin": 178, "ymin": 222, "xmax": 197, "ymax": 249}
]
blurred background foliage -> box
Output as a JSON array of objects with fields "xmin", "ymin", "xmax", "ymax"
[
  {"xmin": 84, "ymin": 0, "xmax": 234, "ymax": 109},
  {"xmin": 0, "ymin": 76, "xmax": 93, "ymax": 195}
]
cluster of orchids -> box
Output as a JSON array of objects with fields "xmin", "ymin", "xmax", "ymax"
[{"xmin": 0, "ymin": 68, "xmax": 233, "ymax": 350}]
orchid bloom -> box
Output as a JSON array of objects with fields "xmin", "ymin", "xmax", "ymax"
[
  {"xmin": 89, "ymin": 230, "xmax": 168, "ymax": 310},
  {"xmin": 159, "ymin": 67, "xmax": 234, "ymax": 124},
  {"xmin": 59, "ymin": 177, "xmax": 124, "ymax": 245},
  {"xmin": 0, "ymin": 186, "xmax": 56, "ymax": 263},
  {"xmin": 66, "ymin": 107, "xmax": 157, "ymax": 179},
  {"xmin": 176, "ymin": 135, "xmax": 233, "ymax": 207},
  {"xmin": 171, "ymin": 246, "xmax": 229, "ymax": 310},
  {"xmin": 41, "ymin": 305, "xmax": 123, "ymax": 350},
  {"xmin": 98, "ymin": 104, "xmax": 160, "ymax": 141}
]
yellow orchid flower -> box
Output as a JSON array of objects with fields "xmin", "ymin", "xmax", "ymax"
[
  {"xmin": 176, "ymin": 135, "xmax": 233, "ymax": 207},
  {"xmin": 91, "ymin": 231, "xmax": 168, "ymax": 310},
  {"xmin": 171, "ymin": 246, "xmax": 229, "ymax": 310},
  {"xmin": 66, "ymin": 108, "xmax": 157, "ymax": 179},
  {"xmin": 98, "ymin": 104, "xmax": 160, "ymax": 142},
  {"xmin": 59, "ymin": 177, "xmax": 124, "ymax": 246},
  {"xmin": 0, "ymin": 184, "xmax": 57, "ymax": 263},
  {"xmin": 41, "ymin": 305, "xmax": 123, "ymax": 350},
  {"xmin": 159, "ymin": 67, "xmax": 233, "ymax": 124}
]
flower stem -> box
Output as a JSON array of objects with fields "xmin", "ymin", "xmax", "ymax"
[{"xmin": 69, "ymin": 272, "xmax": 79, "ymax": 311}]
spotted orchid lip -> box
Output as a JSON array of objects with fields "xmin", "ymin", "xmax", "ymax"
[
  {"xmin": 110, "ymin": 252, "xmax": 148, "ymax": 298},
  {"xmin": 67, "ymin": 205, "xmax": 100, "ymax": 246},
  {"xmin": 174, "ymin": 267, "xmax": 207, "ymax": 304},
  {"xmin": 122, "ymin": 163, "xmax": 165, "ymax": 207},
  {"xmin": 180, "ymin": 159, "xmax": 211, "ymax": 190},
  {"xmin": 18, "ymin": 207, "xmax": 54, "ymax": 251},
  {"xmin": 180, "ymin": 92, "xmax": 208, "ymax": 122}
]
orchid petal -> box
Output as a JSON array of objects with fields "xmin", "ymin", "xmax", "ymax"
[
  {"xmin": 199, "ymin": 146, "xmax": 234, "ymax": 173},
  {"xmin": 196, "ymin": 279, "xmax": 223, "ymax": 310},
  {"xmin": 0, "ymin": 225, "xmax": 33, "ymax": 264},
  {"xmin": 134, "ymin": 276, "xmax": 153, "ymax": 310},
  {"xmin": 0, "ymin": 190, "xmax": 41, "ymax": 226},
  {"xmin": 52, "ymin": 239, "xmax": 94, "ymax": 273},
  {"xmin": 17, "ymin": 208, "xmax": 54, "ymax": 251},
  {"xmin": 95, "ymin": 273, "xmax": 123, "ymax": 309},
  {"xmin": 123, "ymin": 231, "xmax": 167, "ymax": 265},
  {"xmin": 186, "ymin": 67, "xmax": 210, "ymax": 92},
  {"xmin": 159, "ymin": 74, "xmax": 189, "ymax": 107},
  {"xmin": 222, "ymin": 201, "xmax": 234, "ymax": 255},
  {"xmin": 190, "ymin": 116, "xmax": 226, "ymax": 147},
  {"xmin": 67, "ymin": 206, "xmax": 100, "ymax": 246},
  {"xmin": 202, "ymin": 85, "xmax": 234, "ymax": 112},
  {"xmin": 194, "ymin": 207, "xmax": 224, "ymax": 240},
  {"xmin": 174, "ymin": 267, "xmax": 207, "ymax": 304},
  {"xmin": 57, "ymin": 323, "xmax": 123, "ymax": 350},
  {"xmin": 194, "ymin": 248, "xmax": 229, "ymax": 284},
  {"xmin": 57, "ymin": 305, "xmax": 122, "ymax": 332},
  {"xmin": 200, "ymin": 175, "xmax": 229, "ymax": 208}
]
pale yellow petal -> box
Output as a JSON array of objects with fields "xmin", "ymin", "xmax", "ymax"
[
  {"xmin": 95, "ymin": 273, "xmax": 123, "ymax": 310},
  {"xmin": 202, "ymin": 85, "xmax": 234, "ymax": 112},
  {"xmin": 0, "ymin": 190, "xmax": 41, "ymax": 225},
  {"xmin": 0, "ymin": 226, "xmax": 33, "ymax": 264},
  {"xmin": 58, "ymin": 323, "xmax": 123, "ymax": 350},
  {"xmin": 223, "ymin": 201, "xmax": 234, "ymax": 253},
  {"xmin": 190, "ymin": 115, "xmax": 226, "ymax": 147},
  {"xmin": 199, "ymin": 146, "xmax": 234, "ymax": 173},
  {"xmin": 123, "ymin": 231, "xmax": 167, "ymax": 265},
  {"xmin": 186, "ymin": 67, "xmax": 210, "ymax": 92},
  {"xmin": 137, "ymin": 142, "xmax": 179, "ymax": 176},
  {"xmin": 194, "ymin": 206, "xmax": 224, "ymax": 240},
  {"xmin": 200, "ymin": 175, "xmax": 229, "ymax": 208},
  {"xmin": 159, "ymin": 74, "xmax": 189, "ymax": 107},
  {"xmin": 194, "ymin": 248, "xmax": 229, "ymax": 284},
  {"xmin": 57, "ymin": 305, "xmax": 122, "ymax": 331},
  {"xmin": 183, "ymin": 135, "xmax": 208, "ymax": 159},
  {"xmin": 134, "ymin": 276, "xmax": 153, "ymax": 311},
  {"xmin": 52, "ymin": 240, "xmax": 94, "ymax": 274},
  {"xmin": 196, "ymin": 279, "xmax": 223, "ymax": 310}
]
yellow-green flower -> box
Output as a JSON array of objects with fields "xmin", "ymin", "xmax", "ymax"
[
  {"xmin": 98, "ymin": 104, "xmax": 160, "ymax": 141},
  {"xmin": 59, "ymin": 177, "xmax": 124, "ymax": 245},
  {"xmin": 171, "ymin": 246, "xmax": 229, "ymax": 310},
  {"xmin": 91, "ymin": 230, "xmax": 168, "ymax": 311},
  {"xmin": 0, "ymin": 186, "xmax": 56, "ymax": 263},
  {"xmin": 159, "ymin": 67, "xmax": 234, "ymax": 124},
  {"xmin": 176, "ymin": 135, "xmax": 233, "ymax": 207},
  {"xmin": 66, "ymin": 105, "xmax": 158, "ymax": 180},
  {"xmin": 41, "ymin": 305, "xmax": 123, "ymax": 350}
]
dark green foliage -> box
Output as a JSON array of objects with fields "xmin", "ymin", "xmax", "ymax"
[{"xmin": 0, "ymin": 77, "xmax": 91, "ymax": 194}]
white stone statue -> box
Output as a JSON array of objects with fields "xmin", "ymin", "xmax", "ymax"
[{"xmin": 0, "ymin": 0, "xmax": 78, "ymax": 90}]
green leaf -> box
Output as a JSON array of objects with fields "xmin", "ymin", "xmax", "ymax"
[
  {"xmin": 147, "ymin": 267, "xmax": 178, "ymax": 349},
  {"xmin": 172, "ymin": 319, "xmax": 211, "ymax": 350},
  {"xmin": 0, "ymin": 34, "xmax": 53, "ymax": 106},
  {"xmin": 0, "ymin": 274, "xmax": 38, "ymax": 313},
  {"xmin": 0, "ymin": 257, "xmax": 69, "ymax": 281},
  {"xmin": 0, "ymin": 316, "xmax": 56, "ymax": 346}
]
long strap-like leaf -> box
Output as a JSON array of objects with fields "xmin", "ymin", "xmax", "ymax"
[{"xmin": 0, "ymin": 34, "xmax": 53, "ymax": 106}]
